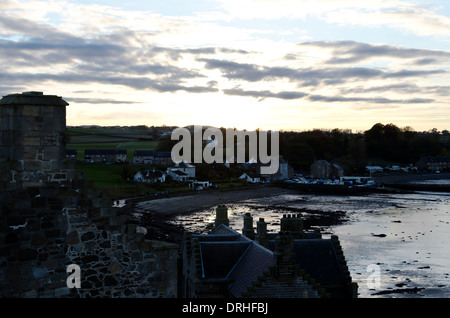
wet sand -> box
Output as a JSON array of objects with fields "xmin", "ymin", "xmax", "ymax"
[
  {"xmin": 130, "ymin": 186, "xmax": 299, "ymax": 242},
  {"xmin": 133, "ymin": 186, "xmax": 298, "ymax": 216}
]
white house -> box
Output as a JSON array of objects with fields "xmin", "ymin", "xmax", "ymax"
[
  {"xmin": 171, "ymin": 161, "xmax": 196, "ymax": 178},
  {"xmin": 134, "ymin": 170, "xmax": 166, "ymax": 183},
  {"xmin": 239, "ymin": 172, "xmax": 260, "ymax": 183},
  {"xmin": 167, "ymin": 169, "xmax": 190, "ymax": 182},
  {"xmin": 189, "ymin": 180, "xmax": 211, "ymax": 189}
]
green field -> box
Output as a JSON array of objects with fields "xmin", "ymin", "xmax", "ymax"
[
  {"xmin": 67, "ymin": 126, "xmax": 249, "ymax": 200},
  {"xmin": 67, "ymin": 127, "xmax": 159, "ymax": 161}
]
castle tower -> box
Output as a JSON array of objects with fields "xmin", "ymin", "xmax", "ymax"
[{"xmin": 0, "ymin": 91, "xmax": 69, "ymax": 190}]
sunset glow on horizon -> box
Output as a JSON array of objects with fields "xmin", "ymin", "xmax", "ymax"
[{"xmin": 2, "ymin": 0, "xmax": 450, "ymax": 132}]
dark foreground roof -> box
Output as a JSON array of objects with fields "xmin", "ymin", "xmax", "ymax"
[
  {"xmin": 185, "ymin": 223, "xmax": 356, "ymax": 298},
  {"xmin": 0, "ymin": 92, "xmax": 69, "ymax": 106},
  {"xmin": 191, "ymin": 225, "xmax": 275, "ymax": 297}
]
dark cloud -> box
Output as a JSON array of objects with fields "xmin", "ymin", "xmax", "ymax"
[
  {"xmin": 299, "ymin": 41, "xmax": 450, "ymax": 65},
  {"xmin": 0, "ymin": 12, "xmax": 447, "ymax": 107},
  {"xmin": 0, "ymin": 14, "xmax": 221, "ymax": 95},
  {"xmin": 223, "ymin": 88, "xmax": 307, "ymax": 100},
  {"xmin": 307, "ymin": 94, "xmax": 434, "ymax": 104},
  {"xmin": 0, "ymin": 71, "xmax": 218, "ymax": 94},
  {"xmin": 341, "ymin": 83, "xmax": 450, "ymax": 97},
  {"xmin": 199, "ymin": 58, "xmax": 444, "ymax": 86},
  {"xmin": 222, "ymin": 87, "xmax": 433, "ymax": 104},
  {"xmin": 149, "ymin": 46, "xmax": 248, "ymax": 61},
  {"xmin": 65, "ymin": 97, "xmax": 140, "ymax": 104},
  {"xmin": 199, "ymin": 58, "xmax": 386, "ymax": 83}
]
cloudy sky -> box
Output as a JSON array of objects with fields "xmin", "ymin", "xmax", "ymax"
[{"xmin": 2, "ymin": 0, "xmax": 450, "ymax": 131}]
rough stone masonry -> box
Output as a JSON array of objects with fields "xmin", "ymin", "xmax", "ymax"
[{"xmin": 0, "ymin": 92, "xmax": 178, "ymax": 298}]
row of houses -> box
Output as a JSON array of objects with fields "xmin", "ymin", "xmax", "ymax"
[
  {"xmin": 134, "ymin": 162, "xmax": 197, "ymax": 183},
  {"xmin": 416, "ymin": 156, "xmax": 450, "ymax": 172},
  {"xmin": 66, "ymin": 149, "xmax": 174, "ymax": 165},
  {"xmin": 309, "ymin": 156, "xmax": 450, "ymax": 179},
  {"xmin": 310, "ymin": 160, "xmax": 344, "ymax": 179}
]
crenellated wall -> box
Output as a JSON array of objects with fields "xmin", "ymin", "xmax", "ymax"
[{"xmin": 0, "ymin": 183, "xmax": 178, "ymax": 298}]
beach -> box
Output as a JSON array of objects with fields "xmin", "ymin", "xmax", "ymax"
[
  {"xmin": 129, "ymin": 185, "xmax": 299, "ymax": 242},
  {"xmin": 133, "ymin": 185, "xmax": 298, "ymax": 216}
]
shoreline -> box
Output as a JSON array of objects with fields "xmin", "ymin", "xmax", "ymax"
[
  {"xmin": 129, "ymin": 186, "xmax": 298, "ymax": 242},
  {"xmin": 133, "ymin": 185, "xmax": 299, "ymax": 217},
  {"xmin": 373, "ymin": 172, "xmax": 450, "ymax": 184}
]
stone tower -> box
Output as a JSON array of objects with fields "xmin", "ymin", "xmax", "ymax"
[{"xmin": 0, "ymin": 91, "xmax": 70, "ymax": 190}]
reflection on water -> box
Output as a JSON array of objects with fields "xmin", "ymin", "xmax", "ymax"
[{"xmin": 172, "ymin": 191, "xmax": 450, "ymax": 298}]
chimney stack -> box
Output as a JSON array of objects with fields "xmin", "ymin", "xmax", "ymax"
[{"xmin": 214, "ymin": 205, "xmax": 229, "ymax": 227}]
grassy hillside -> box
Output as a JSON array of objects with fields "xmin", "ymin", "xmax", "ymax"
[{"xmin": 66, "ymin": 127, "xmax": 159, "ymax": 161}]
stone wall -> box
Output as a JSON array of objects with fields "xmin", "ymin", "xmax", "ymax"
[{"xmin": 0, "ymin": 182, "xmax": 178, "ymax": 298}]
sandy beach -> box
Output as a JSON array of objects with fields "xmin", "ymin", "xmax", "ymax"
[{"xmin": 133, "ymin": 185, "xmax": 298, "ymax": 216}]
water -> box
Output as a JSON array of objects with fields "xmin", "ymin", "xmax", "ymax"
[{"xmin": 171, "ymin": 190, "xmax": 450, "ymax": 298}]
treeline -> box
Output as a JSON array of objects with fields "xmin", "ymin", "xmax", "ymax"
[
  {"xmin": 281, "ymin": 123, "xmax": 448, "ymax": 173},
  {"xmin": 154, "ymin": 123, "xmax": 449, "ymax": 174}
]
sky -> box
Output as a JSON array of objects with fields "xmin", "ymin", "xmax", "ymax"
[{"xmin": 2, "ymin": 0, "xmax": 450, "ymax": 132}]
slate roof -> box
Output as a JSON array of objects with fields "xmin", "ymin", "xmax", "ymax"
[
  {"xmin": 155, "ymin": 151, "xmax": 171, "ymax": 158},
  {"xmin": 134, "ymin": 150, "xmax": 155, "ymax": 156},
  {"xmin": 85, "ymin": 149, "xmax": 127, "ymax": 156},
  {"xmin": 141, "ymin": 170, "xmax": 164, "ymax": 179},
  {"xmin": 292, "ymin": 239, "xmax": 345, "ymax": 283},
  {"xmin": 200, "ymin": 242, "xmax": 252, "ymax": 279},
  {"xmin": 187, "ymin": 222, "xmax": 355, "ymax": 298},
  {"xmin": 171, "ymin": 170, "xmax": 189, "ymax": 176},
  {"xmin": 190, "ymin": 225, "xmax": 275, "ymax": 297},
  {"xmin": 0, "ymin": 92, "xmax": 69, "ymax": 106},
  {"xmin": 227, "ymin": 241, "xmax": 275, "ymax": 297}
]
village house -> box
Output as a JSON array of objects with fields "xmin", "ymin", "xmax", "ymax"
[
  {"xmin": 239, "ymin": 172, "xmax": 261, "ymax": 183},
  {"xmin": 84, "ymin": 149, "xmax": 127, "ymax": 163},
  {"xmin": 172, "ymin": 161, "xmax": 196, "ymax": 178},
  {"xmin": 133, "ymin": 150, "xmax": 174, "ymax": 166},
  {"xmin": 417, "ymin": 156, "xmax": 450, "ymax": 172},
  {"xmin": 154, "ymin": 151, "xmax": 173, "ymax": 166},
  {"xmin": 261, "ymin": 156, "xmax": 292, "ymax": 181},
  {"xmin": 133, "ymin": 150, "xmax": 155, "ymax": 164},
  {"xmin": 167, "ymin": 169, "xmax": 190, "ymax": 182},
  {"xmin": 331, "ymin": 163, "xmax": 344, "ymax": 178},
  {"xmin": 66, "ymin": 149, "xmax": 77, "ymax": 161},
  {"xmin": 310, "ymin": 160, "xmax": 344, "ymax": 179},
  {"xmin": 133, "ymin": 169, "xmax": 166, "ymax": 183},
  {"xmin": 166, "ymin": 161, "xmax": 196, "ymax": 182},
  {"xmin": 310, "ymin": 160, "xmax": 331, "ymax": 179}
]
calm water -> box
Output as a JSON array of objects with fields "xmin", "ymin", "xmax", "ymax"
[{"xmin": 171, "ymin": 188, "xmax": 450, "ymax": 298}]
